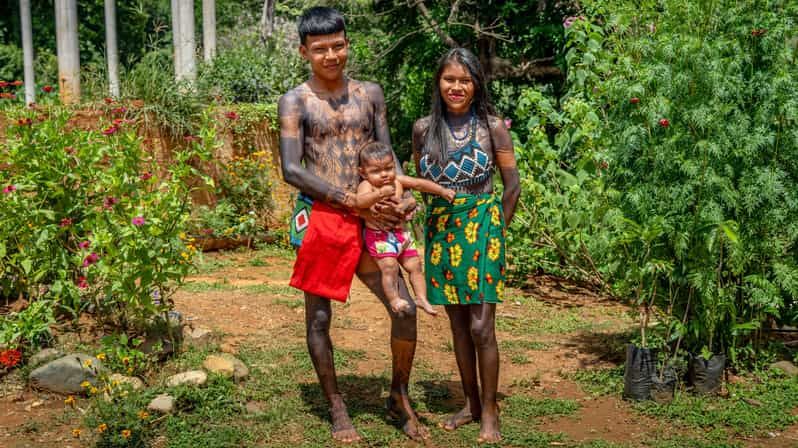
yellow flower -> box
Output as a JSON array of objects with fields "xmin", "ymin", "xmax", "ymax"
[
  {"xmin": 496, "ymin": 280, "xmax": 505, "ymax": 300},
  {"xmin": 121, "ymin": 429, "xmax": 132, "ymax": 439},
  {"xmin": 80, "ymin": 381, "xmax": 91, "ymax": 389},
  {"xmin": 490, "ymin": 205, "xmax": 501, "ymax": 226},
  {"xmin": 96, "ymin": 423, "xmax": 108, "ymax": 434},
  {"xmin": 488, "ymin": 238, "xmax": 501, "ymax": 261},
  {"xmin": 82, "ymin": 359, "xmax": 92, "ymax": 368},
  {"xmin": 127, "ymin": 367, "xmax": 134, "ymax": 374},
  {"xmin": 71, "ymin": 428, "xmax": 82, "ymax": 438},
  {"xmin": 89, "ymin": 387, "xmax": 98, "ymax": 395},
  {"xmin": 430, "ymin": 243, "xmax": 443, "ymax": 266},
  {"xmin": 121, "ymin": 356, "xmax": 130, "ymax": 365},
  {"xmin": 467, "ymin": 267, "xmax": 479, "ymax": 291},
  {"xmin": 96, "ymin": 353, "xmax": 106, "ymax": 361},
  {"xmin": 138, "ymin": 410, "xmax": 149, "ymax": 420},
  {"xmin": 465, "ymin": 221, "xmax": 480, "ymax": 244},
  {"xmin": 449, "ymin": 244, "xmax": 463, "ymax": 267},
  {"xmin": 444, "ymin": 284, "xmax": 459, "ymax": 304},
  {"xmin": 436, "ymin": 215, "xmax": 450, "ymax": 232},
  {"xmin": 64, "ymin": 396, "xmax": 75, "ymax": 406},
  {"xmin": 224, "ymin": 227, "xmax": 235, "ymax": 235},
  {"xmin": 178, "ymin": 232, "xmax": 186, "ymax": 240},
  {"xmin": 181, "ymin": 252, "xmax": 190, "ymax": 260}
]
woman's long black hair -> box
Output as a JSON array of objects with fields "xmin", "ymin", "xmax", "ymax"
[{"xmin": 424, "ymin": 47, "xmax": 495, "ymax": 165}]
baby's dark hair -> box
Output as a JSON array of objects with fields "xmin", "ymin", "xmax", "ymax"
[
  {"xmin": 298, "ymin": 7, "xmax": 346, "ymax": 45},
  {"xmin": 359, "ymin": 142, "xmax": 394, "ymax": 167}
]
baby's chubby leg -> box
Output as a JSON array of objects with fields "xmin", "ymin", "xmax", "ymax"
[
  {"xmin": 375, "ymin": 257, "xmax": 411, "ymax": 314},
  {"xmin": 399, "ymin": 256, "xmax": 437, "ymax": 316}
]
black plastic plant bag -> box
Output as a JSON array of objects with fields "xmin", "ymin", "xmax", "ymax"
[
  {"xmin": 623, "ymin": 344, "xmax": 657, "ymax": 401},
  {"xmin": 688, "ymin": 353, "xmax": 725, "ymax": 395}
]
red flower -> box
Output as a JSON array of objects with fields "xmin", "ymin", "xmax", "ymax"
[
  {"xmin": 11, "ymin": 80, "xmax": 23, "ymax": 87},
  {"xmin": 112, "ymin": 118, "xmax": 124, "ymax": 126},
  {"xmin": 0, "ymin": 349, "xmax": 22, "ymax": 368},
  {"xmin": 659, "ymin": 118, "xmax": 670, "ymax": 127},
  {"xmin": 104, "ymin": 97, "xmax": 114, "ymax": 104},
  {"xmin": 102, "ymin": 196, "xmax": 119, "ymax": 209},
  {"xmin": 224, "ymin": 111, "xmax": 239, "ymax": 120},
  {"xmin": 82, "ymin": 252, "xmax": 100, "ymax": 267},
  {"xmin": 60, "ymin": 217, "xmax": 73, "ymax": 227},
  {"xmin": 42, "ymin": 85, "xmax": 53, "ymax": 93},
  {"xmin": 202, "ymin": 228, "xmax": 214, "ymax": 235},
  {"xmin": 102, "ymin": 125, "xmax": 119, "ymax": 136},
  {"xmin": 0, "ymin": 81, "xmax": 8, "ymax": 88},
  {"xmin": 2, "ymin": 185, "xmax": 16, "ymax": 194},
  {"xmin": 76, "ymin": 276, "xmax": 89, "ymax": 289},
  {"xmin": 630, "ymin": 97, "xmax": 640, "ymax": 104},
  {"xmin": 140, "ymin": 171, "xmax": 152, "ymax": 181},
  {"xmin": 78, "ymin": 240, "xmax": 90, "ymax": 249},
  {"xmin": 16, "ymin": 118, "xmax": 32, "ymax": 126},
  {"xmin": 751, "ymin": 29, "xmax": 767, "ymax": 37},
  {"xmin": 112, "ymin": 107, "xmax": 127, "ymax": 115},
  {"xmin": 0, "ymin": 92, "xmax": 16, "ymax": 99}
]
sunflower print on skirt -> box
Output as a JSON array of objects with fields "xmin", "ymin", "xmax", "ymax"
[{"xmin": 425, "ymin": 193, "xmax": 506, "ymax": 305}]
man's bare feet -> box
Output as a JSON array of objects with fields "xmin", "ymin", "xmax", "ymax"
[
  {"xmin": 439, "ymin": 405, "xmax": 477, "ymax": 431},
  {"xmin": 389, "ymin": 298, "xmax": 411, "ymax": 314},
  {"xmin": 386, "ymin": 393, "xmax": 430, "ymax": 441},
  {"xmin": 331, "ymin": 404, "xmax": 361, "ymax": 443},
  {"xmin": 476, "ymin": 406, "xmax": 501, "ymax": 443},
  {"xmin": 416, "ymin": 298, "xmax": 438, "ymax": 316}
]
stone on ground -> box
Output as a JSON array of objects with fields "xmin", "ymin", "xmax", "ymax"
[
  {"xmin": 202, "ymin": 354, "xmax": 249, "ymax": 381},
  {"xmin": 770, "ymin": 360, "xmax": 798, "ymax": 377},
  {"xmin": 28, "ymin": 348, "xmax": 63, "ymax": 369},
  {"xmin": 166, "ymin": 370, "xmax": 207, "ymax": 387},
  {"xmin": 183, "ymin": 326, "xmax": 213, "ymax": 347},
  {"xmin": 147, "ymin": 394, "xmax": 175, "ymax": 414},
  {"xmin": 108, "ymin": 373, "xmax": 145, "ymax": 390},
  {"xmin": 29, "ymin": 354, "xmax": 103, "ymax": 394}
]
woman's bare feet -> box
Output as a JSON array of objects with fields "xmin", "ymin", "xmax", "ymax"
[
  {"xmin": 330, "ymin": 403, "xmax": 361, "ymax": 443},
  {"xmin": 476, "ymin": 405, "xmax": 501, "ymax": 443},
  {"xmin": 416, "ymin": 297, "xmax": 438, "ymax": 316},
  {"xmin": 440, "ymin": 405, "xmax": 477, "ymax": 431},
  {"xmin": 387, "ymin": 393, "xmax": 430, "ymax": 441}
]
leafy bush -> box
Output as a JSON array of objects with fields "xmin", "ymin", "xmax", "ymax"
[{"xmin": 0, "ymin": 104, "xmax": 210, "ymax": 334}]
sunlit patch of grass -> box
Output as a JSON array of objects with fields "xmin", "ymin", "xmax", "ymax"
[
  {"xmin": 568, "ymin": 365, "xmax": 625, "ymax": 396},
  {"xmin": 503, "ymin": 395, "xmax": 580, "ymax": 419}
]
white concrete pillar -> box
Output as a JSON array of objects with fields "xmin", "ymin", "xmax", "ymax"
[
  {"xmin": 104, "ymin": 0, "xmax": 120, "ymax": 97},
  {"xmin": 171, "ymin": 0, "xmax": 182, "ymax": 80},
  {"xmin": 202, "ymin": 0, "xmax": 216, "ymax": 62},
  {"xmin": 20, "ymin": 0, "xmax": 35, "ymax": 104},
  {"xmin": 177, "ymin": 0, "xmax": 196, "ymax": 82},
  {"xmin": 55, "ymin": 0, "xmax": 80, "ymax": 104}
]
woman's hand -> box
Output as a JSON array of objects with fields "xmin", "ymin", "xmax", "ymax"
[{"xmin": 357, "ymin": 197, "xmax": 404, "ymax": 230}]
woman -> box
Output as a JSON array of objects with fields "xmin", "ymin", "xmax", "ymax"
[{"xmin": 412, "ymin": 47, "xmax": 520, "ymax": 443}]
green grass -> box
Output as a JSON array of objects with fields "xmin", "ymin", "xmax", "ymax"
[{"xmin": 568, "ymin": 365, "xmax": 625, "ymax": 396}]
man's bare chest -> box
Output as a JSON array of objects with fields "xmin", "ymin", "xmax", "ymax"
[{"xmin": 302, "ymin": 94, "xmax": 375, "ymax": 139}]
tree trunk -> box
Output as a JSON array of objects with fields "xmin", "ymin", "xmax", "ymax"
[
  {"xmin": 171, "ymin": 0, "xmax": 182, "ymax": 80},
  {"xmin": 55, "ymin": 0, "xmax": 80, "ymax": 104},
  {"xmin": 104, "ymin": 0, "xmax": 120, "ymax": 97},
  {"xmin": 260, "ymin": 0, "xmax": 275, "ymax": 43},
  {"xmin": 19, "ymin": 0, "xmax": 35, "ymax": 104},
  {"xmin": 177, "ymin": 0, "xmax": 196, "ymax": 82},
  {"xmin": 202, "ymin": 0, "xmax": 216, "ymax": 62}
]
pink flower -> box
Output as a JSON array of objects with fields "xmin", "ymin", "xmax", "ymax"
[
  {"xmin": 76, "ymin": 276, "xmax": 88, "ymax": 289},
  {"xmin": 102, "ymin": 125, "xmax": 119, "ymax": 136},
  {"xmin": 82, "ymin": 252, "xmax": 100, "ymax": 267},
  {"xmin": 224, "ymin": 111, "xmax": 239, "ymax": 120},
  {"xmin": 103, "ymin": 196, "xmax": 119, "ymax": 210},
  {"xmin": 131, "ymin": 216, "xmax": 145, "ymax": 226},
  {"xmin": 59, "ymin": 217, "xmax": 73, "ymax": 227},
  {"xmin": 140, "ymin": 172, "xmax": 152, "ymax": 181},
  {"xmin": 3, "ymin": 185, "xmax": 16, "ymax": 194},
  {"xmin": 504, "ymin": 118, "xmax": 512, "ymax": 129},
  {"xmin": 112, "ymin": 106, "xmax": 127, "ymax": 114},
  {"xmin": 78, "ymin": 240, "xmax": 90, "ymax": 249}
]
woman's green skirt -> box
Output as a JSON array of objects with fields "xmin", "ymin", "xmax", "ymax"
[{"xmin": 425, "ymin": 193, "xmax": 506, "ymax": 305}]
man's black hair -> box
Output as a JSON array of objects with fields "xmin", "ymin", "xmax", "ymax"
[
  {"xmin": 298, "ymin": 7, "xmax": 346, "ymax": 45},
  {"xmin": 359, "ymin": 142, "xmax": 394, "ymax": 167}
]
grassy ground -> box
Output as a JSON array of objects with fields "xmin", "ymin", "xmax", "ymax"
[{"xmin": 1, "ymin": 245, "xmax": 797, "ymax": 447}]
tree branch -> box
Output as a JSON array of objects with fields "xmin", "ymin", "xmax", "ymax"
[
  {"xmin": 411, "ymin": 0, "xmax": 459, "ymax": 47},
  {"xmin": 490, "ymin": 55, "xmax": 562, "ymax": 80}
]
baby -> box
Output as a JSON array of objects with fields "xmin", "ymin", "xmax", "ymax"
[{"xmin": 355, "ymin": 141, "xmax": 455, "ymax": 315}]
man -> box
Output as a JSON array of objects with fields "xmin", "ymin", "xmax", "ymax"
[{"xmin": 278, "ymin": 6, "xmax": 428, "ymax": 443}]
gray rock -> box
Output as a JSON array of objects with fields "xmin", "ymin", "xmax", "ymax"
[
  {"xmin": 202, "ymin": 354, "xmax": 249, "ymax": 381},
  {"xmin": 183, "ymin": 326, "xmax": 213, "ymax": 347},
  {"xmin": 770, "ymin": 361, "xmax": 798, "ymax": 377},
  {"xmin": 166, "ymin": 370, "xmax": 207, "ymax": 387},
  {"xmin": 147, "ymin": 394, "xmax": 175, "ymax": 414},
  {"xmin": 28, "ymin": 349, "xmax": 63, "ymax": 369},
  {"xmin": 108, "ymin": 373, "xmax": 145, "ymax": 390},
  {"xmin": 29, "ymin": 354, "xmax": 103, "ymax": 394}
]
